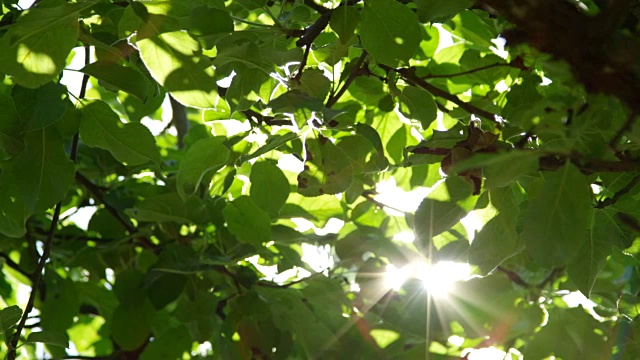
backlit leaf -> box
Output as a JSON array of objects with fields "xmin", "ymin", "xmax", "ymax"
[
  {"xmin": 522, "ymin": 164, "xmax": 591, "ymax": 266},
  {"xmin": 360, "ymin": 0, "xmax": 421, "ymax": 66}
]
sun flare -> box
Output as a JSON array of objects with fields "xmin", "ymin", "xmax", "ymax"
[{"xmin": 385, "ymin": 261, "xmax": 471, "ymax": 296}]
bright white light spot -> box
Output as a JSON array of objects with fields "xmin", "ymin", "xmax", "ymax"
[
  {"xmin": 591, "ymin": 184, "xmax": 603, "ymax": 194},
  {"xmin": 495, "ymin": 80, "xmax": 509, "ymax": 93},
  {"xmin": 278, "ymin": 154, "xmax": 305, "ymax": 173},
  {"xmin": 141, "ymin": 95, "xmax": 172, "ymax": 136},
  {"xmin": 490, "ymin": 37, "xmax": 509, "ymax": 59},
  {"xmin": 17, "ymin": 0, "xmax": 36, "ymax": 8},
  {"xmin": 393, "ymin": 231, "xmax": 415, "ymax": 244},
  {"xmin": 463, "ymin": 346, "xmax": 508, "ymax": 360},
  {"xmin": 448, "ymin": 335, "xmax": 465, "ymax": 347},
  {"xmin": 420, "ymin": 261, "xmax": 471, "ymax": 296},
  {"xmin": 64, "ymin": 206, "xmax": 97, "ymax": 230},
  {"xmin": 461, "ymin": 211, "xmax": 482, "ymax": 243},
  {"xmin": 384, "ymin": 261, "xmax": 471, "ymax": 295},
  {"xmin": 540, "ymin": 76, "xmax": 553, "ymax": 86},
  {"xmin": 217, "ymin": 71, "xmax": 235, "ymax": 88},
  {"xmin": 301, "ymin": 243, "xmax": 333, "ymax": 272},
  {"xmin": 374, "ymin": 177, "xmax": 430, "ymax": 215},
  {"xmin": 384, "ymin": 264, "xmax": 412, "ymax": 291},
  {"xmin": 562, "ymin": 291, "xmax": 590, "ymax": 308}
]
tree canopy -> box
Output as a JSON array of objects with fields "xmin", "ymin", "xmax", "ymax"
[{"xmin": 1, "ymin": 0, "xmax": 640, "ymax": 359}]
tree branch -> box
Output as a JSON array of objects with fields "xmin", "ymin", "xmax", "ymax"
[
  {"xmin": 380, "ymin": 65, "xmax": 501, "ymax": 124},
  {"xmin": 421, "ymin": 57, "xmax": 526, "ymax": 79},
  {"xmin": 74, "ymin": 173, "xmax": 136, "ymax": 234},
  {"xmin": 7, "ymin": 46, "xmax": 90, "ymax": 360},
  {"xmin": 479, "ymin": 0, "xmax": 640, "ymax": 116}
]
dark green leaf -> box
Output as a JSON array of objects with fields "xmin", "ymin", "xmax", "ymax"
[
  {"xmin": 80, "ymin": 100, "xmax": 161, "ymax": 166},
  {"xmin": 26, "ymin": 331, "xmax": 69, "ymax": 348},
  {"xmin": 223, "ymin": 196, "xmax": 272, "ymax": 246},
  {"xmin": 11, "ymin": 128, "xmax": 75, "ymax": 212},
  {"xmin": 0, "ymin": 306, "xmax": 21, "ymax": 334},
  {"xmin": 79, "ymin": 61, "xmax": 150, "ymax": 101},
  {"xmin": 12, "ymin": 82, "xmax": 68, "ymax": 131}
]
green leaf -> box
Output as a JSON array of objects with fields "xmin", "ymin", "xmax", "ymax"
[
  {"xmin": 26, "ymin": 330, "xmax": 69, "ymax": 348},
  {"xmin": 80, "ymin": 100, "xmax": 161, "ymax": 166},
  {"xmin": 235, "ymin": 0, "xmax": 267, "ymax": 10},
  {"xmin": 414, "ymin": 198, "xmax": 467, "ymax": 243},
  {"xmin": 397, "ymin": 86, "xmax": 437, "ymax": 129},
  {"xmin": 176, "ymin": 137, "xmax": 230, "ymax": 200},
  {"xmin": 0, "ymin": 93, "xmax": 23, "ymax": 156},
  {"xmin": 414, "ymin": 0, "xmax": 472, "ymax": 23},
  {"xmin": 238, "ymin": 132, "xmax": 299, "ymax": 163},
  {"xmin": 11, "ymin": 82, "xmax": 68, "ymax": 131},
  {"xmin": 0, "ymin": 174, "xmax": 29, "ymax": 238},
  {"xmin": 359, "ymin": 0, "xmax": 421, "ymax": 66},
  {"xmin": 111, "ymin": 299, "xmax": 156, "ymax": 351},
  {"xmin": 11, "ymin": 128, "xmax": 75, "ymax": 213},
  {"xmin": 451, "ymin": 151, "xmax": 541, "ymax": 188},
  {"xmin": 137, "ymin": 15, "xmax": 219, "ymax": 108},
  {"xmin": 0, "ymin": 305, "xmax": 22, "ymax": 334},
  {"xmin": 223, "ymin": 196, "xmax": 272, "ymax": 246},
  {"xmin": 297, "ymin": 136, "xmax": 353, "ymax": 196},
  {"xmin": 250, "ymin": 161, "xmax": 290, "ymax": 216},
  {"xmin": 468, "ymin": 187, "xmax": 521, "ymax": 275},
  {"xmin": 451, "ymin": 11, "xmax": 498, "ymax": 51},
  {"xmin": 567, "ymin": 209, "xmax": 617, "ymax": 297},
  {"xmin": 79, "ymin": 61, "xmax": 150, "ymax": 101},
  {"xmin": 0, "ymin": 1, "xmax": 98, "ymax": 87},
  {"xmin": 139, "ymin": 326, "xmax": 192, "ymax": 360},
  {"xmin": 294, "ymin": 69, "xmax": 331, "ymax": 100},
  {"xmin": 618, "ymin": 294, "xmax": 640, "ymax": 320},
  {"xmin": 330, "ymin": 6, "xmax": 361, "ymax": 43},
  {"xmin": 127, "ymin": 192, "xmax": 192, "ymax": 224},
  {"xmin": 226, "ymin": 68, "xmax": 268, "ymax": 112},
  {"xmin": 188, "ymin": 7, "xmax": 233, "ymax": 36},
  {"xmin": 522, "ymin": 164, "xmax": 591, "ymax": 267}
]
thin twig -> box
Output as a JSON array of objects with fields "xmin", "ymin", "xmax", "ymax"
[
  {"xmin": 381, "ymin": 65, "xmax": 501, "ymax": 124},
  {"xmin": 361, "ymin": 190, "xmax": 409, "ymax": 214},
  {"xmin": 74, "ymin": 173, "xmax": 136, "ymax": 233},
  {"xmin": 596, "ymin": 174, "xmax": 640, "ymax": 208},
  {"xmin": 609, "ymin": 111, "xmax": 638, "ymax": 149},
  {"xmin": 7, "ymin": 45, "xmax": 90, "ymax": 360},
  {"xmin": 326, "ymin": 51, "xmax": 368, "ymax": 108},
  {"xmin": 496, "ymin": 266, "xmax": 528, "ymax": 287},
  {"xmin": 421, "ymin": 62, "xmax": 514, "ymax": 79}
]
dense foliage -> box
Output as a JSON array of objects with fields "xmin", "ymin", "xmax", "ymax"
[{"xmin": 1, "ymin": 0, "xmax": 640, "ymax": 358}]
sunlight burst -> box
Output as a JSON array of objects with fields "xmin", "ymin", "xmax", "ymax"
[{"xmin": 384, "ymin": 261, "xmax": 471, "ymax": 296}]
